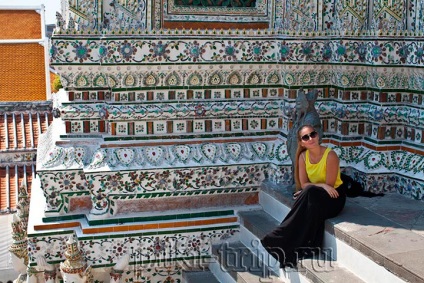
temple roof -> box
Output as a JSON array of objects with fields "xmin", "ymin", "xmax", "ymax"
[{"xmin": 0, "ymin": 6, "xmax": 51, "ymax": 101}]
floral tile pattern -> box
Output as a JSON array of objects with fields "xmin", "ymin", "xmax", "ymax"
[
  {"xmin": 28, "ymin": 226, "xmax": 239, "ymax": 267},
  {"xmin": 26, "ymin": 0, "xmax": 424, "ymax": 281},
  {"xmin": 51, "ymin": 37, "xmax": 424, "ymax": 68}
]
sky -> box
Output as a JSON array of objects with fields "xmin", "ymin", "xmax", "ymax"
[{"xmin": 0, "ymin": 0, "xmax": 61, "ymax": 25}]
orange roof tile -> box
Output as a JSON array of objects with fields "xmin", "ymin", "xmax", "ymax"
[
  {"xmin": 0, "ymin": 44, "xmax": 46, "ymax": 101},
  {"xmin": 0, "ymin": 10, "xmax": 42, "ymax": 40}
]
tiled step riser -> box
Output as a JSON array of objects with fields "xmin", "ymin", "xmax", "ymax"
[
  {"xmin": 259, "ymin": 190, "xmax": 408, "ymax": 283},
  {"xmin": 28, "ymin": 225, "xmax": 240, "ymax": 268}
]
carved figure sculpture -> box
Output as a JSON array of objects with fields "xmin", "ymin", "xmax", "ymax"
[
  {"xmin": 60, "ymin": 236, "xmax": 93, "ymax": 283},
  {"xmin": 10, "ymin": 186, "xmax": 32, "ymax": 283},
  {"xmin": 16, "ymin": 186, "xmax": 29, "ymax": 228},
  {"xmin": 68, "ymin": 16, "xmax": 76, "ymax": 31},
  {"xmin": 287, "ymin": 88, "xmax": 322, "ymax": 185},
  {"xmin": 9, "ymin": 214, "xmax": 28, "ymax": 283},
  {"xmin": 55, "ymin": 12, "xmax": 65, "ymax": 31}
]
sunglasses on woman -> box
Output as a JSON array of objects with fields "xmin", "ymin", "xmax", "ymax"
[{"xmin": 301, "ymin": 131, "xmax": 318, "ymax": 141}]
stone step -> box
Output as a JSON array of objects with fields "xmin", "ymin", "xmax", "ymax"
[
  {"xmin": 256, "ymin": 182, "xmax": 423, "ymax": 283},
  {"xmin": 183, "ymin": 270, "xmax": 221, "ymax": 283},
  {"xmin": 211, "ymin": 241, "xmax": 283, "ymax": 283},
  {"xmin": 238, "ymin": 209, "xmax": 366, "ymax": 283}
]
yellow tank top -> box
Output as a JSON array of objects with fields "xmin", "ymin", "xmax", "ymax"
[{"xmin": 305, "ymin": 147, "xmax": 343, "ymax": 189}]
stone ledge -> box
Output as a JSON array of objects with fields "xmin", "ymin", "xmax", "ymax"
[{"xmin": 260, "ymin": 183, "xmax": 424, "ymax": 283}]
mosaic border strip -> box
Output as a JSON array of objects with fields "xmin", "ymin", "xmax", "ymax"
[
  {"xmin": 38, "ymin": 164, "xmax": 266, "ymax": 214},
  {"xmin": 40, "ymin": 141, "xmax": 288, "ymax": 170},
  {"xmin": 63, "ymin": 0, "xmax": 424, "ymax": 31},
  {"xmin": 28, "ymin": 225, "xmax": 239, "ymax": 267},
  {"xmin": 50, "ymin": 37, "xmax": 424, "ymax": 68}
]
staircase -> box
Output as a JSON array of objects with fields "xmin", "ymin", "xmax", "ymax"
[{"xmin": 207, "ymin": 181, "xmax": 424, "ymax": 283}]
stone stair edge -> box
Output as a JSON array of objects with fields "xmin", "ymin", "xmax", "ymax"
[
  {"xmin": 237, "ymin": 209, "xmax": 366, "ymax": 283},
  {"xmin": 259, "ymin": 184, "xmax": 424, "ymax": 283},
  {"xmin": 211, "ymin": 241, "xmax": 284, "ymax": 283}
]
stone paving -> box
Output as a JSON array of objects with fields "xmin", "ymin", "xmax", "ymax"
[
  {"xmin": 263, "ymin": 181, "xmax": 424, "ymax": 283},
  {"xmin": 348, "ymin": 193, "xmax": 424, "ymax": 238}
]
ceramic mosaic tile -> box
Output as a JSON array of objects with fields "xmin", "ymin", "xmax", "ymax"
[
  {"xmin": 22, "ymin": 1, "xmax": 424, "ymax": 281},
  {"xmin": 28, "ymin": 226, "xmax": 239, "ymax": 268}
]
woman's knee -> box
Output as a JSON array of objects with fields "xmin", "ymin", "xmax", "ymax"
[{"xmin": 302, "ymin": 185, "xmax": 325, "ymax": 198}]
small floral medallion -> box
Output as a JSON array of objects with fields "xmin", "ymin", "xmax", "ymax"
[
  {"xmin": 252, "ymin": 143, "xmax": 267, "ymax": 158},
  {"xmin": 404, "ymin": 155, "xmax": 424, "ymax": 173},
  {"xmin": 355, "ymin": 75, "xmax": 365, "ymax": 86},
  {"xmin": 340, "ymin": 75, "xmax": 350, "ymax": 87},
  {"xmin": 228, "ymin": 72, "xmax": 241, "ymax": 85},
  {"xmin": 74, "ymin": 147, "xmax": 85, "ymax": 165},
  {"xmin": 247, "ymin": 72, "xmax": 261, "ymax": 84},
  {"xmin": 276, "ymin": 144, "xmax": 289, "ymax": 162},
  {"xmin": 173, "ymin": 145, "xmax": 191, "ymax": 163},
  {"xmin": 285, "ymin": 73, "xmax": 294, "ymax": 85},
  {"xmin": 94, "ymin": 74, "xmax": 107, "ymax": 87},
  {"xmin": 115, "ymin": 149, "xmax": 135, "ymax": 165},
  {"xmin": 376, "ymin": 76, "xmax": 386, "ymax": 88},
  {"xmin": 201, "ymin": 144, "xmax": 217, "ymax": 162},
  {"xmin": 364, "ymin": 152, "xmax": 385, "ymax": 170},
  {"xmin": 124, "ymin": 74, "xmax": 136, "ymax": 86},
  {"xmin": 348, "ymin": 147, "xmax": 365, "ymax": 162},
  {"xmin": 209, "ymin": 73, "xmax": 222, "ymax": 85},
  {"xmin": 188, "ymin": 72, "xmax": 202, "ymax": 86},
  {"xmin": 43, "ymin": 147, "xmax": 64, "ymax": 168},
  {"xmin": 144, "ymin": 73, "xmax": 158, "ymax": 86},
  {"xmin": 390, "ymin": 151, "xmax": 408, "ymax": 170},
  {"xmin": 225, "ymin": 143, "xmax": 242, "ymax": 160},
  {"xmin": 165, "ymin": 72, "xmax": 181, "ymax": 86},
  {"xmin": 144, "ymin": 147, "xmax": 164, "ymax": 165}
]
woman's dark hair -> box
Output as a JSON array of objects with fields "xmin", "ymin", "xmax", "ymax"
[{"xmin": 294, "ymin": 125, "xmax": 317, "ymax": 191}]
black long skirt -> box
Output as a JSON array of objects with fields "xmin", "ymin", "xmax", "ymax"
[{"xmin": 261, "ymin": 184, "xmax": 347, "ymax": 268}]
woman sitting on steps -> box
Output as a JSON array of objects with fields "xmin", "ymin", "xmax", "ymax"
[{"xmin": 261, "ymin": 124, "xmax": 347, "ymax": 268}]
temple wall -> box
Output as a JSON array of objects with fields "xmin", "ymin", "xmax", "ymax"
[{"xmin": 20, "ymin": 0, "xmax": 424, "ymax": 281}]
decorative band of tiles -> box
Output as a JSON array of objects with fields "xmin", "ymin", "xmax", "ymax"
[
  {"xmin": 38, "ymin": 164, "xmax": 266, "ymax": 214},
  {"xmin": 63, "ymin": 118, "xmax": 281, "ymax": 136},
  {"xmin": 28, "ymin": 225, "xmax": 239, "ymax": 267},
  {"xmin": 41, "ymin": 140, "xmax": 288, "ymax": 170},
  {"xmin": 35, "ymin": 214, "xmax": 238, "ymax": 235},
  {"xmin": 60, "ymin": 100, "xmax": 281, "ymax": 120},
  {"xmin": 50, "ymin": 37, "xmax": 424, "ymax": 68},
  {"xmin": 56, "ymin": 65, "xmax": 424, "ymax": 91},
  {"xmin": 66, "ymin": 88, "xmax": 283, "ymax": 102},
  {"xmin": 101, "ymin": 264, "xmax": 184, "ymax": 283},
  {"xmin": 342, "ymin": 167, "xmax": 424, "ymax": 200},
  {"xmin": 42, "ymin": 209, "xmax": 235, "ymax": 225}
]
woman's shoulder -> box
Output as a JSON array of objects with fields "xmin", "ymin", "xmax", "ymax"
[{"xmin": 326, "ymin": 148, "xmax": 340, "ymax": 160}]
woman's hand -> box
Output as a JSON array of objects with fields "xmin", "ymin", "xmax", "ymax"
[
  {"xmin": 293, "ymin": 190, "xmax": 302, "ymax": 200},
  {"xmin": 322, "ymin": 184, "xmax": 339, "ymax": 198}
]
